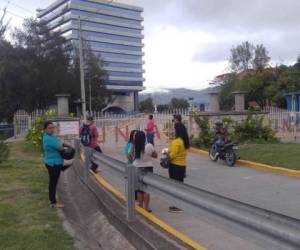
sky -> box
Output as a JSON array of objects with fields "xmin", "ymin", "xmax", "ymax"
[{"xmin": 1, "ymin": 0, "xmax": 300, "ymax": 90}]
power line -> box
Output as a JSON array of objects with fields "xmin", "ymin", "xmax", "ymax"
[
  {"xmin": 6, "ymin": 1, "xmax": 34, "ymax": 14},
  {"xmin": 3, "ymin": 8, "xmax": 25, "ymax": 19}
]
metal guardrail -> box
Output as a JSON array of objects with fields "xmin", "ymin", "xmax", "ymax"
[{"xmin": 91, "ymin": 151, "xmax": 300, "ymax": 248}]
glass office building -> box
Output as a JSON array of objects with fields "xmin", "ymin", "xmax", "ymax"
[{"xmin": 37, "ymin": 0, "xmax": 144, "ymax": 112}]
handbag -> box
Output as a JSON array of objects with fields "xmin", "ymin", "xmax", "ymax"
[{"xmin": 160, "ymin": 155, "xmax": 170, "ymax": 169}]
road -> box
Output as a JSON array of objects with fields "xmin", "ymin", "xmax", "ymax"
[{"xmin": 98, "ymin": 137, "xmax": 300, "ymax": 249}]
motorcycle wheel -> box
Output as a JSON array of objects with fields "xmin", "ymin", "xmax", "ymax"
[
  {"xmin": 209, "ymin": 146, "xmax": 218, "ymax": 162},
  {"xmin": 225, "ymin": 149, "xmax": 236, "ymax": 167}
]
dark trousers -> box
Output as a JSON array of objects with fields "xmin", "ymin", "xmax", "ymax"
[
  {"xmin": 91, "ymin": 145, "xmax": 102, "ymax": 170},
  {"xmin": 46, "ymin": 165, "xmax": 62, "ymax": 204},
  {"xmin": 169, "ymin": 164, "xmax": 186, "ymax": 183},
  {"xmin": 146, "ymin": 133, "xmax": 154, "ymax": 145}
]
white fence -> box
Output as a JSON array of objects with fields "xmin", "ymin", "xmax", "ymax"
[
  {"xmin": 266, "ymin": 111, "xmax": 300, "ymax": 140},
  {"xmin": 13, "ymin": 109, "xmax": 55, "ymax": 138},
  {"xmin": 13, "ymin": 107, "xmax": 300, "ymax": 142},
  {"xmin": 12, "ymin": 109, "xmax": 190, "ymax": 141}
]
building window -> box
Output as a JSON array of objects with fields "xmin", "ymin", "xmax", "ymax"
[
  {"xmin": 74, "ymin": 30, "xmax": 142, "ymax": 43},
  {"xmin": 72, "ymin": 10, "xmax": 141, "ymax": 26},
  {"xmin": 109, "ymin": 71, "xmax": 143, "ymax": 77},
  {"xmin": 106, "ymin": 62, "xmax": 142, "ymax": 69},
  {"xmin": 106, "ymin": 80, "xmax": 143, "ymax": 86},
  {"xmin": 94, "ymin": 51, "xmax": 142, "ymax": 60},
  {"xmin": 71, "ymin": 40, "xmax": 142, "ymax": 52},
  {"xmin": 79, "ymin": 20, "xmax": 141, "ymax": 34},
  {"xmin": 72, "ymin": 0, "xmax": 142, "ymax": 18}
]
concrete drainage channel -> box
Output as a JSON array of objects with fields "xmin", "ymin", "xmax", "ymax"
[{"xmin": 93, "ymin": 153, "xmax": 300, "ymax": 250}]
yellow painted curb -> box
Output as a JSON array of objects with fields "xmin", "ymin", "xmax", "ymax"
[
  {"xmin": 189, "ymin": 147, "xmax": 209, "ymax": 157},
  {"xmin": 189, "ymin": 147, "xmax": 300, "ymax": 178},
  {"xmin": 90, "ymin": 171, "xmax": 207, "ymax": 250},
  {"xmin": 237, "ymin": 160, "xmax": 300, "ymax": 178}
]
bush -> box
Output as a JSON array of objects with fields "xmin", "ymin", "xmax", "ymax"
[
  {"xmin": 193, "ymin": 115, "xmax": 212, "ymax": 148},
  {"xmin": 163, "ymin": 120, "xmax": 173, "ymax": 138},
  {"xmin": 232, "ymin": 115, "xmax": 276, "ymax": 143},
  {"xmin": 0, "ymin": 141, "xmax": 9, "ymax": 165},
  {"xmin": 26, "ymin": 111, "xmax": 56, "ymax": 150}
]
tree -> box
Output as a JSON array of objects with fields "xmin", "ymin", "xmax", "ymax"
[
  {"xmin": 12, "ymin": 19, "xmax": 74, "ymax": 109},
  {"xmin": 157, "ymin": 104, "xmax": 170, "ymax": 112},
  {"xmin": 71, "ymin": 44, "xmax": 110, "ymax": 111},
  {"xmin": 239, "ymin": 70, "xmax": 277, "ymax": 107},
  {"xmin": 0, "ymin": 18, "xmax": 109, "ymax": 121},
  {"xmin": 230, "ymin": 41, "xmax": 270, "ymax": 72},
  {"xmin": 230, "ymin": 41, "xmax": 254, "ymax": 72},
  {"xmin": 253, "ymin": 44, "xmax": 271, "ymax": 70},
  {"xmin": 170, "ymin": 98, "xmax": 189, "ymax": 109},
  {"xmin": 139, "ymin": 97, "xmax": 154, "ymax": 112},
  {"xmin": 210, "ymin": 74, "xmax": 237, "ymax": 111},
  {"xmin": 0, "ymin": 7, "xmax": 10, "ymax": 39}
]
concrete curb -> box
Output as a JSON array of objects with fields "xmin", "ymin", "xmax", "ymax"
[{"xmin": 189, "ymin": 147, "xmax": 300, "ymax": 178}]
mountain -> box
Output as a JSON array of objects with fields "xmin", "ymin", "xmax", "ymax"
[{"xmin": 139, "ymin": 87, "xmax": 213, "ymax": 104}]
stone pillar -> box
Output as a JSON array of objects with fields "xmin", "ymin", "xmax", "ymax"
[
  {"xmin": 56, "ymin": 94, "xmax": 70, "ymax": 117},
  {"xmin": 233, "ymin": 91, "xmax": 247, "ymax": 112},
  {"xmin": 208, "ymin": 92, "xmax": 220, "ymax": 112}
]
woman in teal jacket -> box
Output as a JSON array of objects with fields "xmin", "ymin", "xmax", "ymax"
[{"xmin": 43, "ymin": 121, "xmax": 65, "ymax": 208}]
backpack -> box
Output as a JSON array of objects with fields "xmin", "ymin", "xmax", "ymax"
[{"xmin": 80, "ymin": 124, "xmax": 92, "ymax": 146}]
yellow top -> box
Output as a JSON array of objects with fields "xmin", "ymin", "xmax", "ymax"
[{"xmin": 168, "ymin": 138, "xmax": 187, "ymax": 167}]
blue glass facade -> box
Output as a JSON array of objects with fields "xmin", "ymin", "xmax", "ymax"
[{"xmin": 38, "ymin": 0, "xmax": 144, "ymax": 93}]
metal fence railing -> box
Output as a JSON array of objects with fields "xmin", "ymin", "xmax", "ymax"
[{"xmin": 86, "ymin": 147, "xmax": 300, "ymax": 248}]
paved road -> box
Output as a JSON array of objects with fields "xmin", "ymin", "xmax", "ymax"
[{"xmin": 98, "ymin": 138, "xmax": 300, "ymax": 249}]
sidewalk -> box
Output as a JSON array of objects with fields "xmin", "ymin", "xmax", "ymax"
[{"xmin": 98, "ymin": 139, "xmax": 300, "ymax": 249}]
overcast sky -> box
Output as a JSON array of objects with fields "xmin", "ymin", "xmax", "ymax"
[{"xmin": 1, "ymin": 0, "xmax": 300, "ymax": 90}]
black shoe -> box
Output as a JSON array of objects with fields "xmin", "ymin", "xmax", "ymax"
[
  {"xmin": 169, "ymin": 206, "xmax": 184, "ymax": 213},
  {"xmin": 91, "ymin": 166, "xmax": 99, "ymax": 173}
]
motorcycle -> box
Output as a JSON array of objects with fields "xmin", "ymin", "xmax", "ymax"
[{"xmin": 209, "ymin": 140, "xmax": 238, "ymax": 167}]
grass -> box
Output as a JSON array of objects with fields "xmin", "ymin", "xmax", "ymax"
[
  {"xmin": 0, "ymin": 130, "xmax": 13, "ymax": 140},
  {"xmin": 0, "ymin": 141, "xmax": 74, "ymax": 250},
  {"xmin": 239, "ymin": 143, "xmax": 300, "ymax": 170}
]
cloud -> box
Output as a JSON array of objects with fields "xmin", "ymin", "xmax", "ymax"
[
  {"xmin": 115, "ymin": 0, "xmax": 300, "ymax": 89},
  {"xmin": 6, "ymin": 0, "xmax": 300, "ymax": 89}
]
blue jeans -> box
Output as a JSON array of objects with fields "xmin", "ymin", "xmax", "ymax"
[
  {"xmin": 215, "ymin": 139, "xmax": 224, "ymax": 153},
  {"xmin": 146, "ymin": 133, "xmax": 154, "ymax": 145},
  {"xmin": 91, "ymin": 145, "xmax": 102, "ymax": 170}
]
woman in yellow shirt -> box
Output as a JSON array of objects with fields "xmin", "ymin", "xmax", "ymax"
[
  {"xmin": 168, "ymin": 122, "xmax": 190, "ymax": 181},
  {"xmin": 168, "ymin": 122, "xmax": 190, "ymax": 212}
]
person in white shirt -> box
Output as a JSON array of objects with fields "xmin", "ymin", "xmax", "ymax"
[{"xmin": 133, "ymin": 131, "xmax": 157, "ymax": 212}]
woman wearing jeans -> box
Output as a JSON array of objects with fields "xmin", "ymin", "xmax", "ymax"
[
  {"xmin": 43, "ymin": 121, "xmax": 65, "ymax": 208},
  {"xmin": 168, "ymin": 122, "xmax": 190, "ymax": 213}
]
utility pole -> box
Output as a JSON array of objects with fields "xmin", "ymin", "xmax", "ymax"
[
  {"xmin": 89, "ymin": 77, "xmax": 92, "ymax": 112},
  {"xmin": 78, "ymin": 16, "xmax": 86, "ymax": 120}
]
